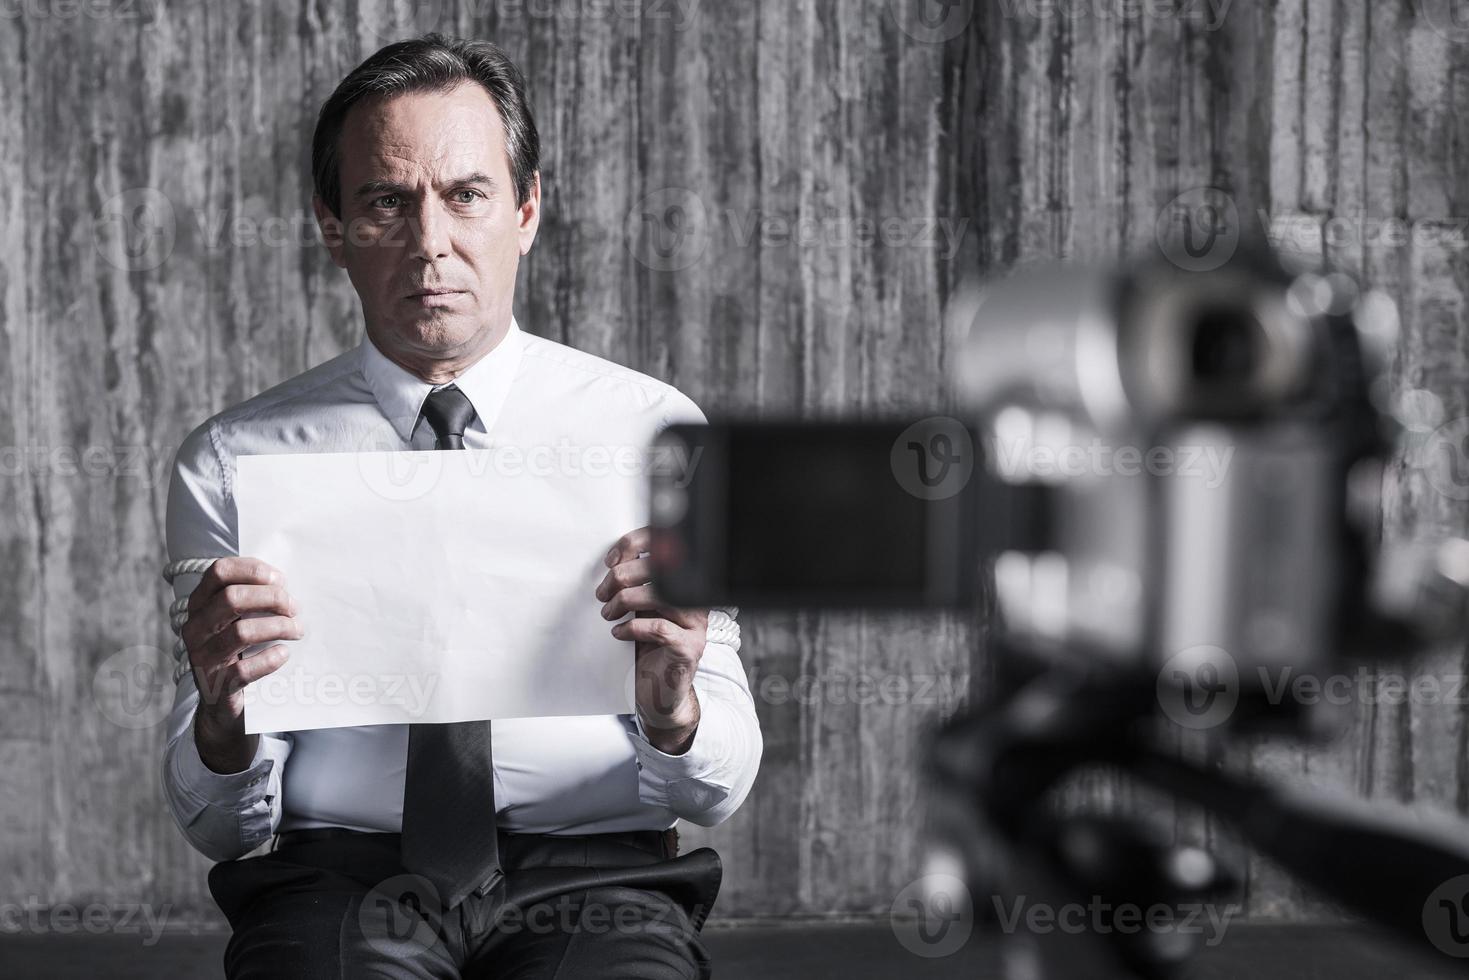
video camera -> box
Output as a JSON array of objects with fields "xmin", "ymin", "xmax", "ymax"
[{"xmin": 647, "ymin": 245, "xmax": 1469, "ymax": 976}]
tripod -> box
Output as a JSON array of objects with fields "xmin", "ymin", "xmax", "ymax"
[{"xmin": 923, "ymin": 644, "xmax": 1469, "ymax": 977}]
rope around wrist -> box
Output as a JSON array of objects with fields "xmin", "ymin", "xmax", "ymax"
[{"xmin": 162, "ymin": 557, "xmax": 218, "ymax": 682}]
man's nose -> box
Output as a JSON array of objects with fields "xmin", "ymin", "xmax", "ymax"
[{"xmin": 407, "ymin": 200, "xmax": 450, "ymax": 261}]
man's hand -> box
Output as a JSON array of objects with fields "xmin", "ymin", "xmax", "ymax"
[
  {"xmin": 596, "ymin": 526, "xmax": 707, "ymax": 755},
  {"xmin": 182, "ymin": 557, "xmax": 305, "ymax": 774}
]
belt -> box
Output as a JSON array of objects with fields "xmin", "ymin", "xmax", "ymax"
[{"xmin": 273, "ymin": 826, "xmax": 680, "ymax": 859}]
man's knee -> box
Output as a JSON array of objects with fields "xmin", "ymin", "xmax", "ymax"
[
  {"xmin": 532, "ymin": 885, "xmax": 710, "ymax": 980},
  {"xmin": 212, "ymin": 859, "xmax": 458, "ymax": 979},
  {"xmin": 597, "ymin": 886, "xmax": 709, "ymax": 980}
]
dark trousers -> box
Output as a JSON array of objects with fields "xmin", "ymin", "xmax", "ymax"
[{"xmin": 207, "ymin": 827, "xmax": 722, "ymax": 979}]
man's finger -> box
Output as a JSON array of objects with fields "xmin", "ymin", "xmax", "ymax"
[
  {"xmin": 230, "ymin": 643, "xmax": 292, "ymax": 687},
  {"xmin": 594, "ymin": 556, "xmax": 649, "ymax": 602},
  {"xmin": 195, "ymin": 614, "xmax": 305, "ymax": 667},
  {"xmin": 611, "ymin": 615, "xmax": 684, "ymax": 647},
  {"xmin": 207, "ymin": 643, "xmax": 292, "ymax": 701},
  {"xmin": 192, "ymin": 641, "xmax": 292, "ymax": 706},
  {"xmin": 604, "ymin": 526, "xmax": 652, "ymax": 568},
  {"xmin": 186, "ymin": 557, "xmax": 283, "ymax": 615},
  {"xmin": 184, "ymin": 583, "xmax": 298, "ymax": 649},
  {"xmin": 601, "ymin": 583, "xmax": 659, "ymax": 620}
]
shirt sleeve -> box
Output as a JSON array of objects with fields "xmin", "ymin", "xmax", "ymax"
[
  {"xmin": 628, "ymin": 636, "xmax": 763, "ymax": 827},
  {"xmin": 625, "ymin": 386, "xmax": 764, "ymax": 827},
  {"xmin": 160, "ymin": 418, "xmax": 291, "ymax": 862}
]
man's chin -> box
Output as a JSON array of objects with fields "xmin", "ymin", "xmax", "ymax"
[
  {"xmin": 387, "ymin": 311, "xmax": 476, "ymax": 350},
  {"xmin": 368, "ymin": 300, "xmax": 508, "ymax": 361}
]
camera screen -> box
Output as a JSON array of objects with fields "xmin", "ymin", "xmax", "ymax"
[{"xmin": 725, "ymin": 427, "xmax": 928, "ymax": 594}]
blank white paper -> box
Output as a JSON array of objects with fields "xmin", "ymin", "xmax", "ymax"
[{"xmin": 234, "ymin": 447, "xmax": 642, "ymax": 734}]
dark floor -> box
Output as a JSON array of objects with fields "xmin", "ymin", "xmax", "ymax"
[{"xmin": 0, "ymin": 922, "xmax": 1461, "ymax": 978}]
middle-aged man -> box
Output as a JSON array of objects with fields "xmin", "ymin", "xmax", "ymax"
[{"xmin": 159, "ymin": 33, "xmax": 762, "ymax": 979}]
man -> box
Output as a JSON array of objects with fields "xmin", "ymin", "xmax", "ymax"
[{"xmin": 160, "ymin": 33, "xmax": 761, "ymax": 979}]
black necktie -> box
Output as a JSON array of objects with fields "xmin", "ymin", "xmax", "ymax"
[{"xmin": 400, "ymin": 384, "xmax": 503, "ymax": 908}]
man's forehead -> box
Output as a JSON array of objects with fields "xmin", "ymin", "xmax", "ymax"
[{"xmin": 340, "ymin": 83, "xmax": 509, "ymax": 178}]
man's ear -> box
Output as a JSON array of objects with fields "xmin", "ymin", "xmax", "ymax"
[
  {"xmin": 517, "ymin": 172, "xmax": 542, "ymax": 257},
  {"xmin": 312, "ymin": 195, "xmax": 347, "ymax": 269}
]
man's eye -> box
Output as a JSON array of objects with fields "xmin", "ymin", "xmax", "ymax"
[
  {"xmin": 453, "ymin": 189, "xmax": 483, "ymax": 204},
  {"xmin": 372, "ymin": 194, "xmax": 402, "ymax": 210}
]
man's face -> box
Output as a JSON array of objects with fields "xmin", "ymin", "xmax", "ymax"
[{"xmin": 314, "ymin": 81, "xmax": 540, "ymax": 373}]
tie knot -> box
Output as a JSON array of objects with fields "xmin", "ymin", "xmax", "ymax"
[{"xmin": 419, "ymin": 384, "xmax": 477, "ymax": 450}]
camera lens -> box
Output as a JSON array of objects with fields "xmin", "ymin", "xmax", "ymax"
[
  {"xmin": 1189, "ymin": 306, "xmax": 1261, "ymax": 385},
  {"xmin": 1127, "ymin": 269, "xmax": 1311, "ymax": 421}
]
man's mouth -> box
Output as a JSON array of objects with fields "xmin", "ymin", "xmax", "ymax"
[{"xmin": 406, "ymin": 288, "xmax": 467, "ymax": 307}]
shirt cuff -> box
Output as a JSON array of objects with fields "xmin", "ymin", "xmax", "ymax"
[
  {"xmin": 630, "ymin": 689, "xmax": 733, "ymax": 784},
  {"xmin": 170, "ymin": 725, "xmax": 275, "ymax": 809}
]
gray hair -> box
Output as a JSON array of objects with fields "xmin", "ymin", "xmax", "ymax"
[{"xmin": 312, "ymin": 33, "xmax": 541, "ymax": 218}]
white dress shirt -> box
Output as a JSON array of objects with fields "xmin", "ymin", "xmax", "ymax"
[{"xmin": 160, "ymin": 317, "xmax": 762, "ymax": 862}]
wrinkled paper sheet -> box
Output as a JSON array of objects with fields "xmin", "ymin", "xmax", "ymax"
[{"xmin": 235, "ymin": 448, "xmax": 641, "ymax": 734}]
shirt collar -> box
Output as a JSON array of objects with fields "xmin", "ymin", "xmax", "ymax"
[{"xmin": 358, "ymin": 317, "xmax": 526, "ymax": 444}]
